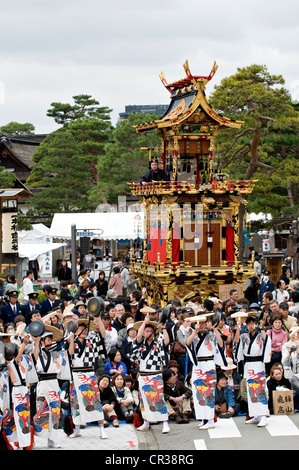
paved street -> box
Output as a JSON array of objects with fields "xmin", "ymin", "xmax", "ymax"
[
  {"xmin": 147, "ymin": 413, "xmax": 299, "ymax": 451},
  {"xmin": 32, "ymin": 422, "xmax": 140, "ymax": 451},
  {"xmin": 28, "ymin": 412, "xmax": 299, "ymax": 452}
]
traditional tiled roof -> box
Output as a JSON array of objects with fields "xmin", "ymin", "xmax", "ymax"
[{"xmin": 0, "ymin": 134, "xmax": 47, "ymax": 169}]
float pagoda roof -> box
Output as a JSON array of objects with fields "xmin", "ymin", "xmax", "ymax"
[
  {"xmin": 161, "ymin": 59, "xmax": 218, "ymax": 91},
  {"xmin": 135, "ymin": 60, "xmax": 243, "ymax": 133}
]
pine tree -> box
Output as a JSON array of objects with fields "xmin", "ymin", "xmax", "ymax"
[
  {"xmin": 89, "ymin": 112, "xmax": 161, "ymax": 205},
  {"xmin": 26, "ymin": 95, "xmax": 113, "ymax": 221},
  {"xmin": 209, "ymin": 64, "xmax": 298, "ymax": 239},
  {"xmin": 26, "ymin": 127, "xmax": 93, "ymax": 217}
]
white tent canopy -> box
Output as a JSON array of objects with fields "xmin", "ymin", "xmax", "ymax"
[
  {"xmin": 18, "ymin": 242, "xmax": 67, "ymax": 260},
  {"xmin": 49, "ymin": 212, "xmax": 144, "ymax": 240},
  {"xmin": 18, "ymin": 223, "xmax": 66, "ymax": 260},
  {"xmin": 18, "ymin": 223, "xmax": 50, "ymax": 242}
]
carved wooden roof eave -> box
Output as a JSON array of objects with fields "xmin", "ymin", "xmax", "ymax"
[
  {"xmin": 135, "ymin": 82, "xmax": 243, "ymax": 134},
  {"xmin": 197, "ymin": 85, "xmax": 244, "ymax": 130}
]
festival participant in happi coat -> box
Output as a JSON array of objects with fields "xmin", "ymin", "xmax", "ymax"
[
  {"xmin": 127, "ymin": 313, "xmax": 170, "ymax": 434},
  {"xmin": 33, "ymin": 325, "xmax": 72, "ymax": 448},
  {"xmin": 234, "ymin": 314, "xmax": 272, "ymax": 427},
  {"xmin": 0, "ymin": 338, "xmax": 14, "ymax": 449},
  {"xmin": 1, "ymin": 334, "xmax": 38, "ymax": 449},
  {"xmin": 185, "ymin": 314, "xmax": 227, "ymax": 430},
  {"xmin": 66, "ymin": 316, "xmax": 109, "ymax": 440}
]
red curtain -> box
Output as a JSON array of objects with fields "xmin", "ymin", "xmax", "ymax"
[
  {"xmin": 172, "ymin": 231, "xmax": 180, "ymax": 266},
  {"xmin": 226, "ymin": 224, "xmax": 234, "ymax": 265},
  {"xmin": 147, "ymin": 225, "xmax": 167, "ymax": 265}
]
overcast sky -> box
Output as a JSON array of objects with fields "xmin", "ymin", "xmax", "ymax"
[{"xmin": 0, "ymin": 0, "xmax": 298, "ymax": 134}]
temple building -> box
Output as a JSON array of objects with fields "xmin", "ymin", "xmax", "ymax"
[{"xmin": 128, "ymin": 60, "xmax": 256, "ymax": 305}]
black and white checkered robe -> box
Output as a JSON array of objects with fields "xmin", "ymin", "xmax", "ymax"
[
  {"xmin": 127, "ymin": 333, "xmax": 169, "ymax": 372},
  {"xmin": 73, "ymin": 332, "xmax": 107, "ymax": 368}
]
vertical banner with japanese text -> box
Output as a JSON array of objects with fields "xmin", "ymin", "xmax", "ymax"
[
  {"xmin": 38, "ymin": 235, "xmax": 53, "ymax": 277},
  {"xmin": 2, "ymin": 212, "xmax": 18, "ymax": 254}
]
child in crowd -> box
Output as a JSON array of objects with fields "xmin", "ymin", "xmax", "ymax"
[
  {"xmin": 124, "ymin": 374, "xmax": 139, "ymax": 412},
  {"xmin": 68, "ymin": 280, "xmax": 78, "ymax": 298}
]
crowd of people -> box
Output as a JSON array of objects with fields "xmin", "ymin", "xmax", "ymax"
[{"xmin": 0, "ymin": 257, "xmax": 299, "ymax": 449}]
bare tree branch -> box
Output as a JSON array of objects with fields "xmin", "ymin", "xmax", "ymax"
[
  {"xmin": 222, "ymin": 142, "xmax": 250, "ymax": 168},
  {"xmin": 259, "ymin": 115, "xmax": 275, "ymax": 122},
  {"xmin": 256, "ymin": 161, "xmax": 276, "ymax": 173}
]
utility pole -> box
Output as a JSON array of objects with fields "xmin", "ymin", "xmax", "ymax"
[
  {"xmin": 290, "ymin": 219, "xmax": 299, "ymax": 275},
  {"xmin": 71, "ymin": 224, "xmax": 77, "ymax": 281}
]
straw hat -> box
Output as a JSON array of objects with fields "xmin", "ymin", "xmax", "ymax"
[
  {"xmin": 185, "ymin": 302, "xmax": 202, "ymax": 315},
  {"xmin": 62, "ymin": 302, "xmax": 76, "ymax": 317},
  {"xmin": 202, "ymin": 311, "xmax": 215, "ymax": 318},
  {"xmin": 15, "ymin": 322, "xmax": 27, "ymax": 336},
  {"xmin": 185, "ymin": 315, "xmax": 207, "ymax": 323},
  {"xmin": 230, "ymin": 312, "xmax": 248, "ymax": 319},
  {"xmin": 236, "ymin": 310, "xmax": 257, "ymax": 318},
  {"xmin": 41, "ymin": 325, "xmax": 63, "ymax": 343},
  {"xmin": 65, "ymin": 317, "xmax": 98, "ymax": 332},
  {"xmin": 133, "ymin": 320, "xmax": 162, "ymax": 333},
  {"xmin": 140, "ymin": 306, "xmax": 157, "ymax": 314},
  {"xmin": 41, "ymin": 311, "xmax": 59, "ymax": 323},
  {"xmin": 62, "ymin": 310, "xmax": 76, "ymax": 319}
]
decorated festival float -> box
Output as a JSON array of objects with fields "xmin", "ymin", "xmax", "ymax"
[{"xmin": 128, "ymin": 60, "xmax": 256, "ymax": 306}]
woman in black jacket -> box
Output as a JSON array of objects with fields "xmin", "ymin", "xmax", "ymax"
[
  {"xmin": 58, "ymin": 259, "xmax": 72, "ymax": 282},
  {"xmin": 97, "ymin": 372, "xmax": 120, "ymax": 427},
  {"xmin": 95, "ymin": 271, "xmax": 108, "ymax": 297},
  {"xmin": 267, "ymin": 364, "xmax": 292, "ymax": 414}
]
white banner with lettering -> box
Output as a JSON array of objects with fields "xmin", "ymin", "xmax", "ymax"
[{"xmin": 2, "ymin": 212, "xmax": 18, "ymax": 254}]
